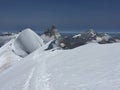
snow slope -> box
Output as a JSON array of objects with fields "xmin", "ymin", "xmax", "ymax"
[
  {"xmin": 0, "ymin": 43, "xmax": 120, "ymax": 90},
  {"xmin": 0, "ymin": 28, "xmax": 44, "ymax": 73},
  {"xmin": 0, "ymin": 39, "xmax": 21, "ymax": 72}
]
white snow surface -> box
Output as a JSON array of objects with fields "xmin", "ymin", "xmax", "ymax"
[
  {"xmin": 0, "ymin": 28, "xmax": 45, "ymax": 73},
  {"xmin": 73, "ymin": 34, "xmax": 81, "ymax": 38},
  {"xmin": 0, "ymin": 42, "xmax": 120, "ymax": 90},
  {"xmin": 13, "ymin": 28, "xmax": 44, "ymax": 57},
  {"xmin": 0, "ymin": 39, "xmax": 21, "ymax": 72}
]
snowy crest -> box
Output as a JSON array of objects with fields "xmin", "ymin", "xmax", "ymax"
[{"xmin": 13, "ymin": 28, "xmax": 44, "ymax": 57}]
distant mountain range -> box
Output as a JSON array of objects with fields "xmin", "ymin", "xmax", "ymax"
[
  {"xmin": 60, "ymin": 29, "xmax": 120, "ymax": 49},
  {"xmin": 0, "ymin": 27, "xmax": 120, "ymax": 49}
]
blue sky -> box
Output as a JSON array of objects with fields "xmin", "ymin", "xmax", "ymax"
[{"xmin": 0, "ymin": 0, "xmax": 120, "ymax": 33}]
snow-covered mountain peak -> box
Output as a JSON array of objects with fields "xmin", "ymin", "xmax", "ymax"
[
  {"xmin": 85, "ymin": 29, "xmax": 97, "ymax": 37},
  {"xmin": 63, "ymin": 29, "xmax": 119, "ymax": 49},
  {"xmin": 45, "ymin": 25, "xmax": 61, "ymax": 38},
  {"xmin": 40, "ymin": 26, "xmax": 66, "ymax": 49},
  {"xmin": 41, "ymin": 26, "xmax": 62, "ymax": 43}
]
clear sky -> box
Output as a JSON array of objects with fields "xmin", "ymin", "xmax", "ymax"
[{"xmin": 0, "ymin": 0, "xmax": 120, "ymax": 33}]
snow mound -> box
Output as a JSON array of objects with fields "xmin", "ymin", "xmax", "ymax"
[
  {"xmin": 13, "ymin": 28, "xmax": 44, "ymax": 57},
  {"xmin": 0, "ymin": 28, "xmax": 45, "ymax": 72}
]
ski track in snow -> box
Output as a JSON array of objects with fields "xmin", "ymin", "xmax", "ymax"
[
  {"xmin": 22, "ymin": 51, "xmax": 53, "ymax": 90},
  {"xmin": 33, "ymin": 51, "xmax": 55, "ymax": 90},
  {"xmin": 22, "ymin": 67, "xmax": 35, "ymax": 90},
  {"xmin": 35, "ymin": 61, "xmax": 51, "ymax": 90}
]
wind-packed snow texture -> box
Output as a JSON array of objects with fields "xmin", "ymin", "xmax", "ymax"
[
  {"xmin": 13, "ymin": 28, "xmax": 44, "ymax": 57},
  {"xmin": 0, "ymin": 42, "xmax": 120, "ymax": 90}
]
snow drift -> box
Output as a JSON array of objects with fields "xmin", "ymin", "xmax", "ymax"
[{"xmin": 13, "ymin": 28, "xmax": 44, "ymax": 57}]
